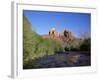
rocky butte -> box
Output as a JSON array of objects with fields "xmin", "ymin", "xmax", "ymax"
[
  {"xmin": 49, "ymin": 27, "xmax": 74, "ymax": 42},
  {"xmin": 43, "ymin": 27, "xmax": 75, "ymax": 48}
]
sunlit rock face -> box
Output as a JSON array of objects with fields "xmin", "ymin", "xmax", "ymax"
[
  {"xmin": 49, "ymin": 27, "xmax": 74, "ymax": 43},
  {"xmin": 49, "ymin": 27, "xmax": 61, "ymax": 39}
]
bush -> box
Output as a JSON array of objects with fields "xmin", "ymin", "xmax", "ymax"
[
  {"xmin": 80, "ymin": 38, "xmax": 90, "ymax": 51},
  {"xmin": 64, "ymin": 42, "xmax": 73, "ymax": 51},
  {"xmin": 64, "ymin": 38, "xmax": 91, "ymax": 51},
  {"xmin": 23, "ymin": 15, "xmax": 64, "ymax": 67}
]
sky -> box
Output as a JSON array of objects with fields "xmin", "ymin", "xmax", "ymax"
[{"xmin": 23, "ymin": 10, "xmax": 91, "ymax": 38}]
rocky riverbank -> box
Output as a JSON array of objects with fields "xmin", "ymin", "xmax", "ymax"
[{"xmin": 23, "ymin": 51, "xmax": 90, "ymax": 69}]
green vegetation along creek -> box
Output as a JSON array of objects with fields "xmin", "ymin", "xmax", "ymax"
[{"xmin": 23, "ymin": 16, "xmax": 91, "ymax": 69}]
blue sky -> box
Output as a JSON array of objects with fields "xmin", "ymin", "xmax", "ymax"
[{"xmin": 23, "ymin": 10, "xmax": 91, "ymax": 38}]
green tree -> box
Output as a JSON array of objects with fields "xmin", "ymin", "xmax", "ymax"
[{"xmin": 80, "ymin": 38, "xmax": 91, "ymax": 51}]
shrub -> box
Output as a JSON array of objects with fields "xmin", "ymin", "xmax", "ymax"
[
  {"xmin": 64, "ymin": 42, "xmax": 73, "ymax": 51},
  {"xmin": 80, "ymin": 38, "xmax": 91, "ymax": 51},
  {"xmin": 23, "ymin": 15, "xmax": 64, "ymax": 67},
  {"xmin": 64, "ymin": 39, "xmax": 82, "ymax": 51}
]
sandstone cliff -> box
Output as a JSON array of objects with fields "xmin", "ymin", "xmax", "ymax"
[{"xmin": 49, "ymin": 27, "xmax": 74, "ymax": 42}]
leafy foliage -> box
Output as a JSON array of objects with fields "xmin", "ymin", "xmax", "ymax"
[
  {"xmin": 64, "ymin": 38, "xmax": 90, "ymax": 51},
  {"xmin": 23, "ymin": 15, "xmax": 91, "ymax": 68},
  {"xmin": 23, "ymin": 16, "xmax": 64, "ymax": 67},
  {"xmin": 64, "ymin": 42, "xmax": 73, "ymax": 51},
  {"xmin": 80, "ymin": 38, "xmax": 91, "ymax": 51}
]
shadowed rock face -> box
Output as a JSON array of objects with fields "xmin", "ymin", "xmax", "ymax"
[{"xmin": 49, "ymin": 28, "xmax": 74, "ymax": 43}]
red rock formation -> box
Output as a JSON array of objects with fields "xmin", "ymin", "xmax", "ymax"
[
  {"xmin": 63, "ymin": 30, "xmax": 74, "ymax": 42},
  {"xmin": 49, "ymin": 28, "xmax": 74, "ymax": 43}
]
